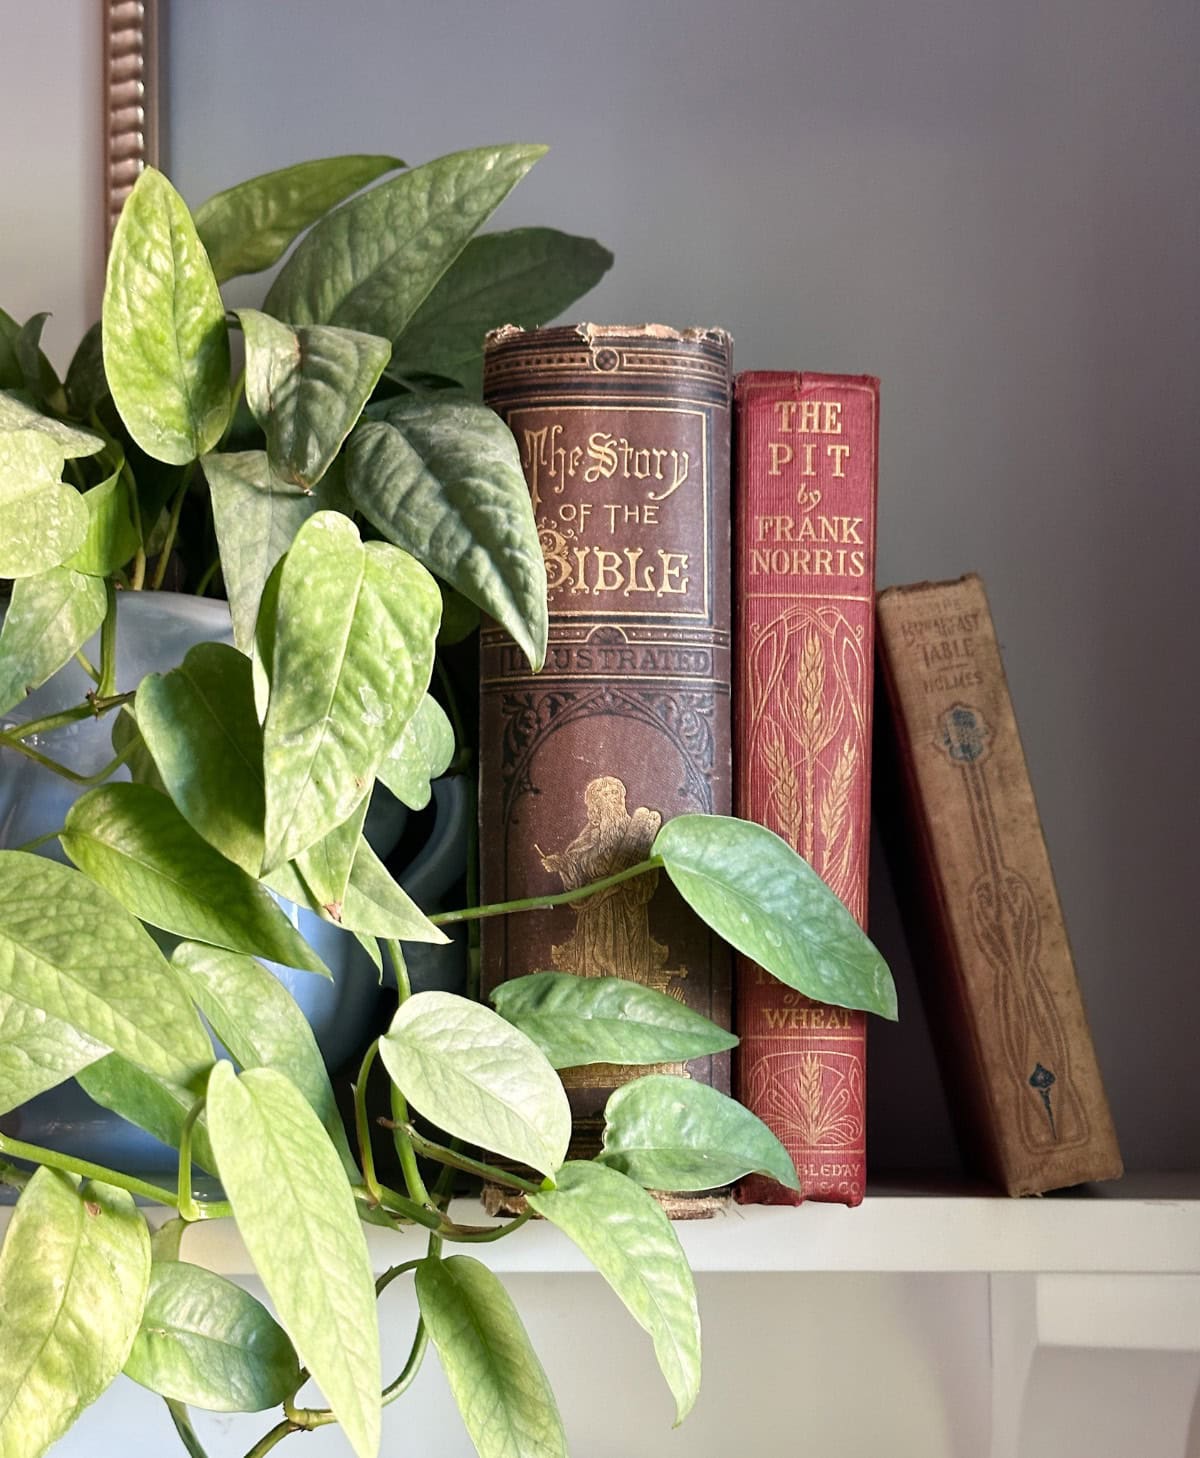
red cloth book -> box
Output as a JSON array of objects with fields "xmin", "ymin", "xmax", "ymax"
[{"xmin": 733, "ymin": 372, "xmax": 879, "ymax": 1205}]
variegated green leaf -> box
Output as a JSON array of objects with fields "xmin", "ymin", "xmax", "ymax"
[
  {"xmin": 379, "ymin": 991, "xmax": 569, "ymax": 1177},
  {"xmin": 346, "ymin": 397, "xmax": 546, "ymax": 670},
  {"xmin": 0, "ymin": 566, "xmax": 107, "ymax": 715},
  {"xmin": 103, "ymin": 168, "xmax": 230, "ymax": 463},
  {"xmin": 261, "ymin": 513, "xmax": 440, "ymax": 868},
  {"xmin": 416, "ymin": 1256, "xmax": 566, "ymax": 1458},
  {"xmin": 0, "ymin": 429, "xmax": 89, "ymax": 578},
  {"xmin": 599, "ymin": 1075, "xmax": 799, "ymax": 1193},
  {"xmin": 124, "ymin": 1260, "xmax": 301, "ymax": 1412},
  {"xmin": 0, "ymin": 1170, "xmax": 150, "ymax": 1457},
  {"xmin": 654, "ymin": 814, "xmax": 897, "ymax": 1018},
  {"xmin": 390, "ymin": 227, "xmax": 612, "ymax": 394},
  {"xmin": 527, "ymin": 1162, "xmax": 700, "ymax": 1424},
  {"xmin": 237, "ymin": 308, "xmax": 390, "ymax": 490},
  {"xmin": 0, "ymin": 851, "xmax": 211, "ymax": 1087},
  {"xmin": 264, "ymin": 145, "xmax": 545, "ymax": 340},
  {"xmin": 136, "ymin": 642, "xmax": 266, "ymax": 875},
  {"xmin": 61, "ymin": 784, "xmax": 329, "ymax": 976},
  {"xmin": 376, "ymin": 693, "xmax": 454, "ymax": 810},
  {"xmin": 207, "ymin": 1064, "xmax": 380, "ymax": 1458},
  {"xmin": 194, "ymin": 154, "xmax": 404, "ymax": 283}
]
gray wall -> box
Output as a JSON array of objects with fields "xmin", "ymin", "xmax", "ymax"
[{"xmin": 166, "ymin": 0, "xmax": 1199, "ymax": 1173}]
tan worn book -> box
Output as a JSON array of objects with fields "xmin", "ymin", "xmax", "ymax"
[{"xmin": 875, "ymin": 574, "xmax": 1122, "ymax": 1196}]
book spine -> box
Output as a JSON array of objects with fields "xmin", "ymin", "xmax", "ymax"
[
  {"xmin": 480, "ymin": 324, "xmax": 734, "ymax": 1153},
  {"xmin": 733, "ymin": 371, "xmax": 879, "ymax": 1206},
  {"xmin": 874, "ymin": 574, "xmax": 1122, "ymax": 1196}
]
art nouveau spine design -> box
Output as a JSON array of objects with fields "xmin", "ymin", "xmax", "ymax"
[
  {"xmin": 481, "ymin": 324, "xmax": 733, "ymax": 1140},
  {"xmin": 733, "ymin": 372, "xmax": 879, "ymax": 1206}
]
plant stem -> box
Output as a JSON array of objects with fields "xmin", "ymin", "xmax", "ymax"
[
  {"xmin": 385, "ymin": 938, "xmax": 412, "ymax": 1002},
  {"xmin": 166, "ymin": 1400, "xmax": 211, "ymax": 1458},
  {"xmin": 380, "ymin": 940, "xmax": 434, "ymax": 1205},
  {"xmin": 430, "ymin": 856, "xmax": 663, "ymax": 927},
  {"xmin": 176, "ymin": 1096, "xmax": 205, "ymax": 1222},
  {"xmin": 195, "ymin": 556, "xmax": 221, "ymax": 596},
  {"xmin": 394, "ymin": 1123, "xmax": 545, "ymax": 1195},
  {"xmin": 0, "ymin": 736, "xmax": 136, "ymax": 787},
  {"xmin": 150, "ymin": 475, "xmax": 190, "ymax": 591},
  {"xmin": 73, "ymin": 649, "xmax": 101, "ymax": 683},
  {"xmin": 11, "ymin": 828, "xmax": 65, "ymax": 854},
  {"xmin": 365, "ymin": 1182, "xmax": 443, "ymax": 1231},
  {"xmin": 0, "ymin": 688, "xmax": 134, "ymax": 744},
  {"xmin": 382, "ymin": 1316, "xmax": 429, "ymax": 1404},
  {"xmin": 0, "ymin": 1132, "xmax": 231, "ymax": 1217},
  {"xmin": 438, "ymin": 1209, "xmax": 534, "ymax": 1243},
  {"xmin": 389, "ymin": 1084, "xmax": 432, "ymax": 1210},
  {"xmin": 354, "ymin": 1041, "xmax": 383, "ymax": 1203},
  {"xmin": 98, "ymin": 580, "xmax": 118, "ymax": 696}
]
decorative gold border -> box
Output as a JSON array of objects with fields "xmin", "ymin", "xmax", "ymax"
[{"xmin": 104, "ymin": 0, "xmax": 161, "ymax": 251}]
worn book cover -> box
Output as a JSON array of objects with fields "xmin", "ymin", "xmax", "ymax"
[
  {"xmin": 875, "ymin": 573, "xmax": 1122, "ymax": 1195},
  {"xmin": 480, "ymin": 323, "xmax": 734, "ymax": 1156},
  {"xmin": 733, "ymin": 371, "xmax": 879, "ymax": 1206}
]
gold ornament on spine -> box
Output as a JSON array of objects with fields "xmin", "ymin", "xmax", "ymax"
[{"xmin": 104, "ymin": 0, "xmax": 161, "ymax": 252}]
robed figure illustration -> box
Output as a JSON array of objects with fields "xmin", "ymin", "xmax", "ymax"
[{"xmin": 538, "ymin": 776, "xmax": 684, "ymax": 1000}]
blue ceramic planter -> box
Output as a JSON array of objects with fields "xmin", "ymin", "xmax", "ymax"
[{"xmin": 0, "ymin": 591, "xmax": 468, "ymax": 1173}]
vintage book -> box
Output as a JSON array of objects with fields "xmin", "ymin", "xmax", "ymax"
[
  {"xmin": 733, "ymin": 371, "xmax": 880, "ymax": 1206},
  {"xmin": 480, "ymin": 323, "xmax": 734, "ymax": 1159},
  {"xmin": 875, "ymin": 573, "xmax": 1122, "ymax": 1195}
]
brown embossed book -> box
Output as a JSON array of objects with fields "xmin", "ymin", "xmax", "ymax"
[
  {"xmin": 875, "ymin": 574, "xmax": 1122, "ymax": 1195},
  {"xmin": 733, "ymin": 372, "xmax": 879, "ymax": 1206},
  {"xmin": 480, "ymin": 324, "xmax": 734, "ymax": 1157}
]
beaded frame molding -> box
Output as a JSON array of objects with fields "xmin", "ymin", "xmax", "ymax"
[{"xmin": 103, "ymin": 0, "xmax": 161, "ymax": 250}]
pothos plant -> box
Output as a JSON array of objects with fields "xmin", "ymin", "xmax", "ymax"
[{"xmin": 0, "ymin": 146, "xmax": 897, "ymax": 1458}]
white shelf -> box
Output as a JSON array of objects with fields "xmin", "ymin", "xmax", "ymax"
[{"xmin": 144, "ymin": 1172, "xmax": 1200, "ymax": 1278}]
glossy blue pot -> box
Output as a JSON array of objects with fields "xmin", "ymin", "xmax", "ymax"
[{"xmin": 0, "ymin": 591, "xmax": 469, "ymax": 1173}]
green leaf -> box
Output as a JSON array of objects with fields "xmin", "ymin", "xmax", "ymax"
[
  {"xmin": 491, "ymin": 972, "xmax": 737, "ymax": 1070},
  {"xmin": 261, "ymin": 513, "xmax": 440, "ymax": 867},
  {"xmin": 0, "ymin": 991, "xmax": 106, "ymax": 1116},
  {"xmin": 67, "ymin": 463, "xmax": 140, "ymax": 575},
  {"xmin": 376, "ymin": 693, "xmax": 454, "ymax": 810},
  {"xmin": 264, "ymin": 144, "xmax": 546, "ymax": 340},
  {"xmin": 60, "ymin": 783, "xmax": 329, "ymax": 976},
  {"xmin": 207, "ymin": 1063, "xmax": 380, "ymax": 1458},
  {"xmin": 379, "ymin": 991, "xmax": 569, "ymax": 1177},
  {"xmin": 123, "ymin": 1259, "xmax": 301, "ymax": 1412},
  {"xmin": 136, "ymin": 642, "xmax": 266, "ymax": 875},
  {"xmin": 13, "ymin": 312, "xmax": 65, "ymax": 411},
  {"xmin": 64, "ymin": 321, "xmax": 108, "ymax": 416},
  {"xmin": 0, "ymin": 429, "xmax": 90, "ymax": 578},
  {"xmin": 267, "ymin": 833, "xmax": 448, "ymax": 944},
  {"xmin": 237, "ymin": 308, "xmax": 391, "ymax": 490},
  {"xmin": 103, "ymin": 167, "xmax": 231, "ymax": 464},
  {"xmin": 416, "ymin": 1256, "xmax": 567, "ymax": 1458},
  {"xmin": 0, "ymin": 310, "xmax": 22, "ymax": 390},
  {"xmin": 171, "ymin": 942, "xmax": 354, "ymax": 1174},
  {"xmin": 346, "ymin": 397, "xmax": 546, "ymax": 670},
  {"xmin": 599, "ymin": 1075, "xmax": 799, "ymax": 1193},
  {"xmin": 0, "ymin": 566, "xmax": 107, "ymax": 715},
  {"xmin": 391, "ymin": 228, "xmax": 612, "ymax": 394},
  {"xmin": 0, "ymin": 850, "xmax": 211, "ymax": 1086},
  {"xmin": 0, "ymin": 391, "xmax": 103, "ymax": 456},
  {"xmin": 203, "ymin": 449, "xmax": 332, "ymax": 653},
  {"xmin": 0, "ymin": 1169, "xmax": 151, "ymax": 1457},
  {"xmin": 193, "ymin": 154, "xmax": 404, "ymax": 283},
  {"xmin": 111, "ymin": 706, "xmax": 167, "ymax": 792},
  {"xmin": 653, "ymin": 814, "xmax": 898, "ymax": 1019},
  {"xmin": 527, "ymin": 1162, "xmax": 700, "ymax": 1424},
  {"xmin": 76, "ymin": 1054, "xmax": 218, "ymax": 1175},
  {"xmin": 294, "ymin": 796, "xmax": 369, "ymax": 915}
]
